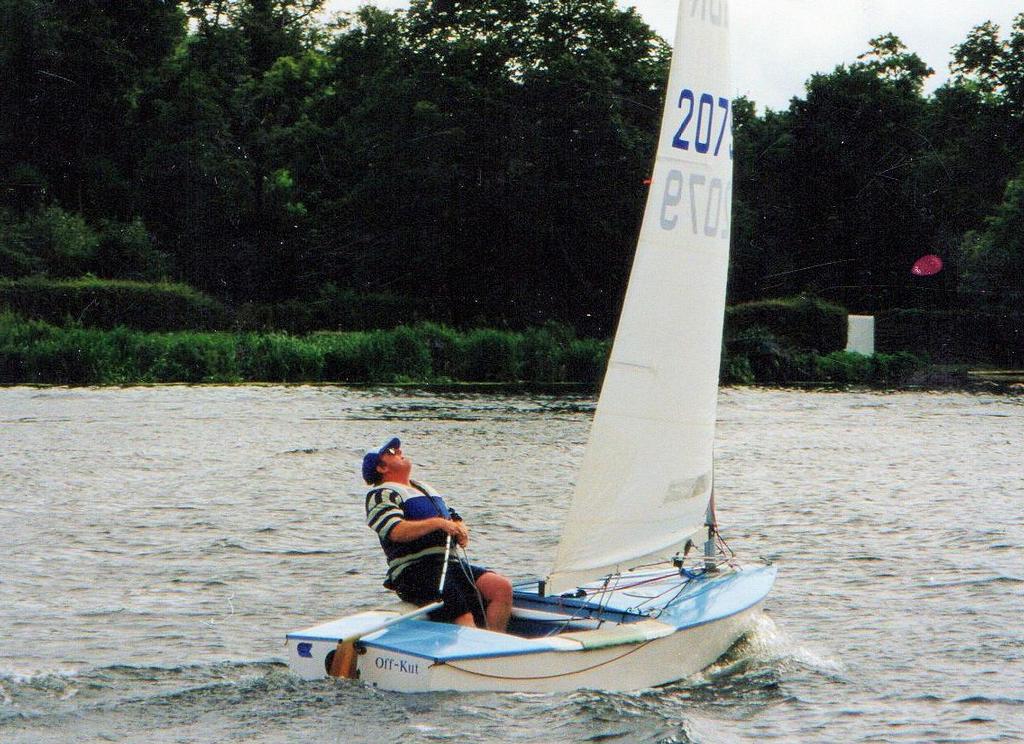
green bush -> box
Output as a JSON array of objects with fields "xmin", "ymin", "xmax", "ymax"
[
  {"xmin": 0, "ymin": 314, "xmax": 94, "ymax": 383},
  {"xmin": 0, "ymin": 242, "xmax": 41, "ymax": 277},
  {"xmin": 0, "ymin": 277, "xmax": 228, "ymax": 332},
  {"xmin": 719, "ymin": 352, "xmax": 755, "ymax": 384},
  {"xmin": 815, "ymin": 350, "xmax": 925, "ymax": 385},
  {"xmin": 871, "ymin": 351, "xmax": 923, "ymax": 384},
  {"xmin": 314, "ymin": 328, "xmax": 442, "ymax": 383},
  {"xmin": 310, "ymin": 283, "xmax": 426, "ymax": 331},
  {"xmin": 816, "ymin": 351, "xmax": 876, "ymax": 383},
  {"xmin": 413, "ymin": 322, "xmax": 462, "ymax": 380},
  {"xmin": 237, "ymin": 333, "xmax": 323, "ymax": 382},
  {"xmin": 520, "ymin": 323, "xmax": 581, "ymax": 383},
  {"xmin": 234, "ymin": 300, "xmax": 316, "ymax": 334},
  {"xmin": 23, "ymin": 326, "xmax": 121, "ymax": 385},
  {"xmin": 0, "ymin": 308, "xmax": 934, "ymax": 388},
  {"xmin": 389, "ymin": 325, "xmax": 433, "ymax": 381},
  {"xmin": 0, "ymin": 315, "xmax": 250, "ymax": 384},
  {"xmin": 565, "ymin": 337, "xmax": 610, "ymax": 384},
  {"xmin": 724, "ymin": 326, "xmax": 816, "ymax": 383},
  {"xmin": 0, "ymin": 311, "xmax": 45, "ymax": 382},
  {"xmin": 238, "ymin": 284, "xmax": 429, "ymax": 334},
  {"xmin": 361, "ymin": 330, "xmax": 403, "ymax": 382},
  {"xmin": 143, "ymin": 333, "xmax": 240, "ymax": 383},
  {"xmin": 0, "ymin": 314, "xmax": 598, "ymax": 386},
  {"xmin": 458, "ymin": 329, "xmax": 521, "ymax": 381},
  {"xmin": 234, "ymin": 287, "xmax": 431, "ymax": 334},
  {"xmin": 95, "ymin": 218, "xmax": 170, "ymax": 282},
  {"xmin": 0, "ymin": 206, "xmax": 99, "ymax": 278},
  {"xmin": 314, "ymin": 331, "xmax": 375, "ymax": 382},
  {"xmin": 726, "ymin": 296, "xmax": 847, "ymax": 352}
]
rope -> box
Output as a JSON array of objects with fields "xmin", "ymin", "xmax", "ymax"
[
  {"xmin": 437, "ymin": 638, "xmax": 656, "ymax": 680},
  {"xmin": 416, "ymin": 485, "xmax": 489, "ymax": 624},
  {"xmin": 537, "ymin": 574, "xmax": 615, "ymax": 637},
  {"xmin": 455, "ymin": 544, "xmax": 488, "ymax": 623}
]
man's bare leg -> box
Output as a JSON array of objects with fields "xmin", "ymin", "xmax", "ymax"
[
  {"xmin": 453, "ymin": 611, "xmax": 476, "ymax": 627},
  {"xmin": 476, "ymin": 572, "xmax": 513, "ymax": 632}
]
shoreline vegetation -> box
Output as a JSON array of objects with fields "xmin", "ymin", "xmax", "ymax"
[
  {"xmin": 1, "ymin": 289, "xmax": 1018, "ymax": 391},
  {"xmin": 3, "ymin": 309, "xmax": 1008, "ymax": 392}
]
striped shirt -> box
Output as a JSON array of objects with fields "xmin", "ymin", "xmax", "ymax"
[{"xmin": 365, "ymin": 480, "xmax": 456, "ymax": 587}]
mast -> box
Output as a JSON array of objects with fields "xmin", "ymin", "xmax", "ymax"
[{"xmin": 703, "ymin": 488, "xmax": 718, "ymax": 572}]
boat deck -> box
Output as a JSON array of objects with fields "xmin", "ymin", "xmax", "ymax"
[{"xmin": 286, "ymin": 564, "xmax": 775, "ymax": 664}]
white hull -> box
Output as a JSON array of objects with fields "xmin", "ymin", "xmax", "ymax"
[
  {"xmin": 286, "ymin": 564, "xmax": 776, "ymax": 693},
  {"xmin": 359, "ymin": 602, "xmax": 763, "ymax": 693}
]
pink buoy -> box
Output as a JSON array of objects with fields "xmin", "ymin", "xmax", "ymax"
[{"xmin": 911, "ymin": 254, "xmax": 943, "ymax": 276}]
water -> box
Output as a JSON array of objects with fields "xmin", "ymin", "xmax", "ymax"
[{"xmin": 1, "ymin": 385, "xmax": 1021, "ymax": 743}]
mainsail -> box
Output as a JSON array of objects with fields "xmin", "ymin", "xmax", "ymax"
[{"xmin": 548, "ymin": 0, "xmax": 734, "ymax": 594}]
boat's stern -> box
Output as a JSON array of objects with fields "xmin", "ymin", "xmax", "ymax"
[{"xmin": 285, "ymin": 610, "xmax": 407, "ymax": 681}]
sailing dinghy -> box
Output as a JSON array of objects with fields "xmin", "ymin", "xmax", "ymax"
[{"xmin": 286, "ymin": 0, "xmax": 776, "ymax": 693}]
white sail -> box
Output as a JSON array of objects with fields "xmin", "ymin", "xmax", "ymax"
[{"xmin": 548, "ymin": 0, "xmax": 734, "ymax": 594}]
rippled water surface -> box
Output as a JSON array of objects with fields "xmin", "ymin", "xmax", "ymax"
[{"xmin": 1, "ymin": 385, "xmax": 1021, "ymax": 743}]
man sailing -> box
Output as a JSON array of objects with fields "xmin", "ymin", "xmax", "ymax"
[{"xmin": 363, "ymin": 437, "xmax": 512, "ymax": 632}]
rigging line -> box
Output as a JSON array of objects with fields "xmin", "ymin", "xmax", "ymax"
[
  {"xmin": 604, "ymin": 571, "xmax": 682, "ymax": 598},
  {"xmin": 648, "ymin": 578, "xmax": 696, "ymax": 620},
  {"xmin": 438, "ymin": 638, "xmax": 657, "ymax": 681},
  {"xmin": 715, "ymin": 531, "xmax": 738, "ymax": 559},
  {"xmin": 419, "ymin": 483, "xmax": 489, "ymax": 624},
  {"xmin": 629, "ymin": 558, "xmax": 681, "ymax": 571},
  {"xmin": 631, "ymin": 566, "xmax": 702, "ymax": 616},
  {"xmin": 539, "ymin": 568, "xmax": 684, "ymax": 638},
  {"xmin": 581, "ymin": 573, "xmax": 618, "ymax": 630},
  {"xmin": 630, "ymin": 575, "xmax": 696, "ymax": 611},
  {"xmin": 581, "ymin": 574, "xmax": 616, "ymax": 631},
  {"xmin": 538, "ymin": 574, "xmax": 623, "ymax": 638},
  {"xmin": 712, "ymin": 537, "xmax": 739, "ymax": 571},
  {"xmin": 455, "ymin": 544, "xmax": 488, "ymax": 622},
  {"xmin": 593, "ymin": 574, "xmax": 616, "ymax": 628},
  {"xmin": 760, "ymin": 258, "xmax": 858, "ymax": 280},
  {"xmin": 540, "ymin": 598, "xmax": 597, "ymax": 638}
]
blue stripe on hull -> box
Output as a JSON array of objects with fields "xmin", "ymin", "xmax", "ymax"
[{"xmin": 359, "ymin": 620, "xmax": 572, "ymax": 661}]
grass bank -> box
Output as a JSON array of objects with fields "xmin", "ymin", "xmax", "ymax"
[
  {"xmin": 721, "ymin": 328, "xmax": 925, "ymax": 387},
  {"xmin": 0, "ymin": 314, "xmax": 608, "ymax": 385},
  {"xmin": 0, "ymin": 311, "xmax": 934, "ymax": 388}
]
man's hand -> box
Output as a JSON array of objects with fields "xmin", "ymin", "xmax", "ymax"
[{"xmin": 440, "ymin": 518, "xmax": 469, "ymax": 548}]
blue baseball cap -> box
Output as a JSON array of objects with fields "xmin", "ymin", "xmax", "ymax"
[{"xmin": 362, "ymin": 437, "xmax": 400, "ymax": 484}]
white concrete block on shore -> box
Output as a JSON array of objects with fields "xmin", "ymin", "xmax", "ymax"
[{"xmin": 846, "ymin": 315, "xmax": 875, "ymax": 355}]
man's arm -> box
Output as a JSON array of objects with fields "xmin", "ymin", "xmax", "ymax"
[{"xmin": 389, "ymin": 516, "xmax": 469, "ymax": 547}]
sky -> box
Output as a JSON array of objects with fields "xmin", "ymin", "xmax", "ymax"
[{"xmin": 322, "ymin": 1, "xmax": 1023, "ymax": 111}]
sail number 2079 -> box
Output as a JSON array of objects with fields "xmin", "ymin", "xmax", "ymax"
[
  {"xmin": 659, "ymin": 170, "xmax": 730, "ymax": 240},
  {"xmin": 671, "ymin": 90, "xmax": 731, "ymax": 158}
]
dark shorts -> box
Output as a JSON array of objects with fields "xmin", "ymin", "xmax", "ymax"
[{"xmin": 391, "ymin": 559, "xmax": 491, "ymax": 625}]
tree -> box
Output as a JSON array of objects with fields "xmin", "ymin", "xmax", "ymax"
[
  {"xmin": 290, "ymin": 0, "xmax": 668, "ymax": 329},
  {"xmin": 0, "ymin": 206, "xmax": 100, "ymax": 277},
  {"xmin": 0, "ymin": 0, "xmax": 184, "ymax": 217},
  {"xmin": 959, "ymin": 172, "xmax": 1024, "ymax": 310},
  {"xmin": 135, "ymin": 1, "xmax": 327, "ymax": 301},
  {"xmin": 736, "ymin": 35, "xmax": 935, "ymax": 311},
  {"xmin": 857, "ymin": 32, "xmax": 933, "ymax": 92}
]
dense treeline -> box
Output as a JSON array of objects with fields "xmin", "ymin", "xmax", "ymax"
[{"xmin": 1, "ymin": 0, "xmax": 1023, "ymax": 337}]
